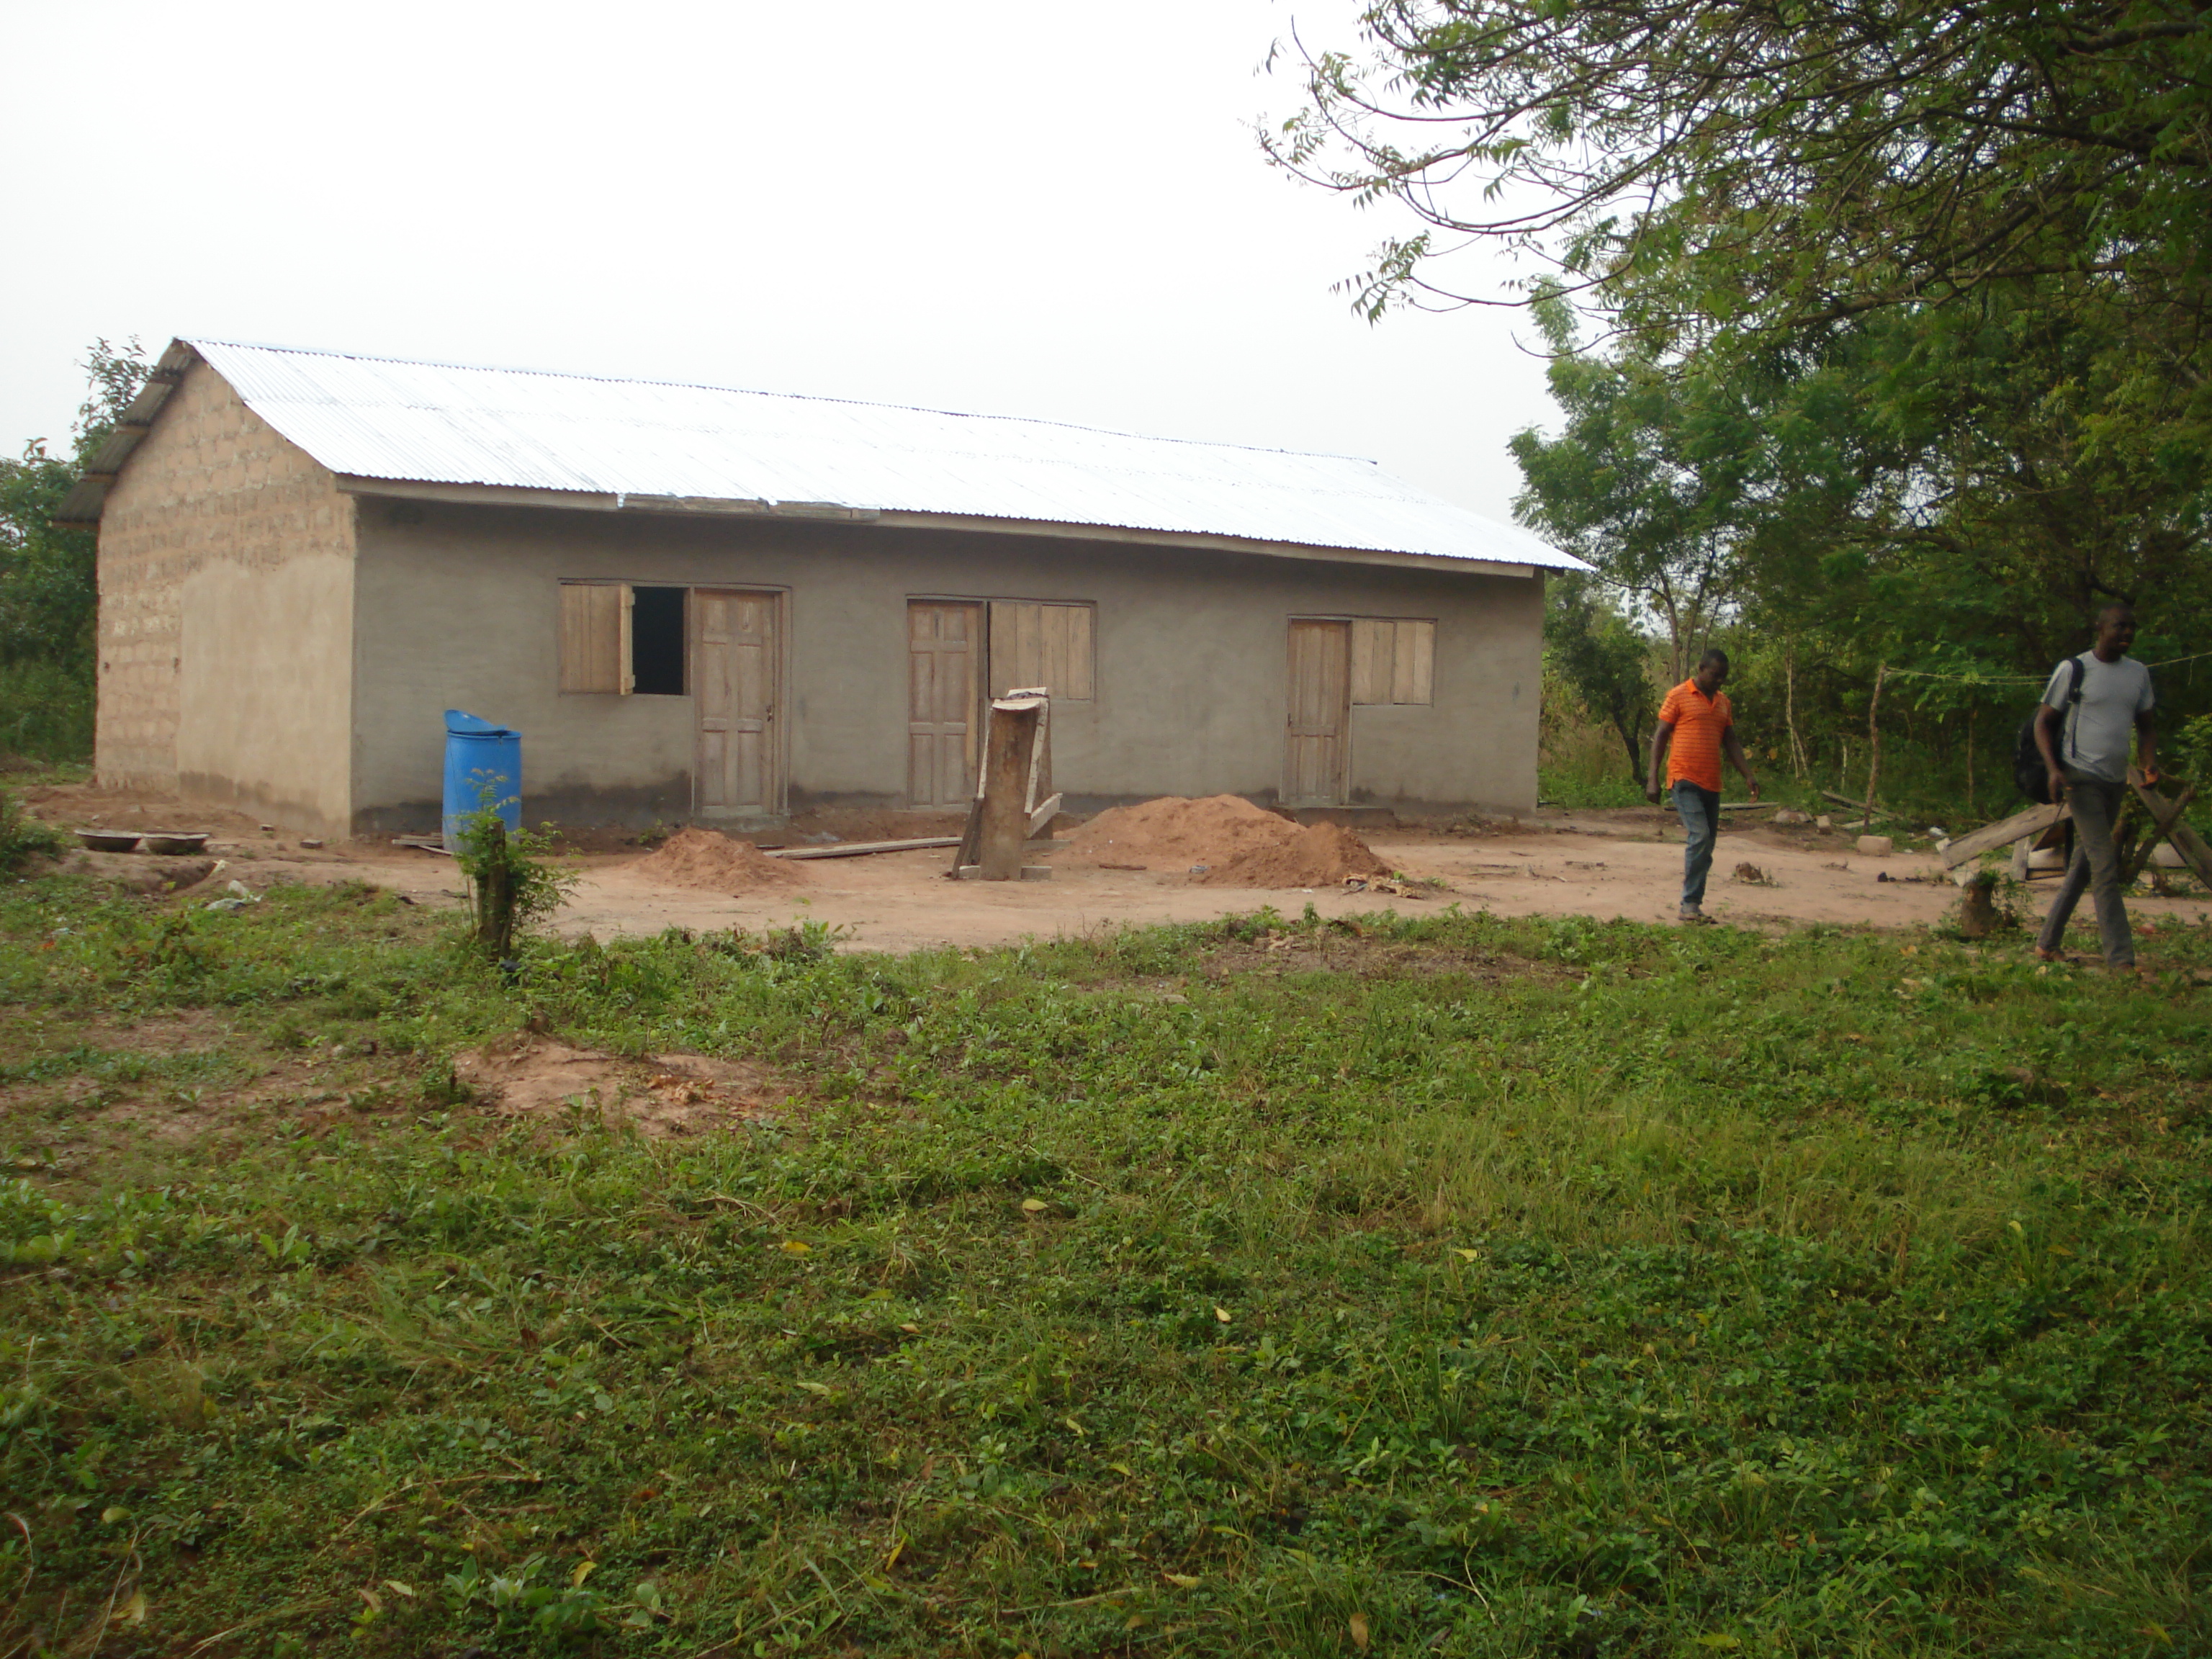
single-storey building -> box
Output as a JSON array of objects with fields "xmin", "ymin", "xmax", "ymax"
[{"xmin": 59, "ymin": 339, "xmax": 1584, "ymax": 839}]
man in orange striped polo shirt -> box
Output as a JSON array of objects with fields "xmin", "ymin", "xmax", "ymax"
[{"xmin": 1644, "ymin": 649, "xmax": 1759, "ymax": 924}]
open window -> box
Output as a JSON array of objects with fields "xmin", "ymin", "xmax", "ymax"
[
  {"xmin": 629, "ymin": 587, "xmax": 685, "ymax": 695},
  {"xmin": 1349, "ymin": 617, "xmax": 1434, "ymax": 706},
  {"xmin": 559, "ymin": 582, "xmax": 687, "ymax": 695},
  {"xmin": 987, "ymin": 600, "xmax": 1095, "ymax": 698}
]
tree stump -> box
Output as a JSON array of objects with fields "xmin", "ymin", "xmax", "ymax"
[{"xmin": 1957, "ymin": 873, "xmax": 1998, "ymax": 940}]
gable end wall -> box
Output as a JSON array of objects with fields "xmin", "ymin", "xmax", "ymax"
[{"xmin": 94, "ymin": 360, "xmax": 356, "ymax": 835}]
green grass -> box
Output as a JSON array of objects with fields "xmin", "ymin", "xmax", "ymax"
[{"xmin": 2, "ymin": 878, "xmax": 2210, "ymax": 1657}]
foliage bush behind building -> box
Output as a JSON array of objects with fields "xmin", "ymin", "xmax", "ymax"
[{"xmin": 0, "ymin": 339, "xmax": 148, "ymax": 765}]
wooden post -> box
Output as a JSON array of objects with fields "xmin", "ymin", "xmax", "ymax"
[
  {"xmin": 1964, "ymin": 706, "xmax": 1976, "ymax": 817},
  {"xmin": 1784, "ymin": 647, "xmax": 1809, "ymax": 778},
  {"xmin": 976, "ymin": 700, "xmax": 1040, "ymax": 880},
  {"xmin": 1958, "ymin": 873, "xmax": 1998, "ymax": 939},
  {"xmin": 1861, "ymin": 662, "xmax": 1887, "ymax": 828}
]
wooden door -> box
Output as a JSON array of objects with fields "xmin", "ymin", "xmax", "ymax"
[
  {"xmin": 1285, "ymin": 619, "xmax": 1351, "ymax": 805},
  {"xmin": 694, "ymin": 590, "xmax": 779, "ymax": 817},
  {"xmin": 908, "ymin": 601, "xmax": 981, "ymax": 807}
]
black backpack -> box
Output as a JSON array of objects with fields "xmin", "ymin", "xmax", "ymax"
[{"xmin": 2012, "ymin": 655, "xmax": 2085, "ymax": 804}]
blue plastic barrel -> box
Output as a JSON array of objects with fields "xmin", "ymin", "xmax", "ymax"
[{"xmin": 441, "ymin": 709, "xmax": 522, "ymax": 851}]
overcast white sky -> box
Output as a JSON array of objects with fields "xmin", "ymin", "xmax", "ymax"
[{"xmin": 1, "ymin": 1, "xmax": 1555, "ymax": 521}]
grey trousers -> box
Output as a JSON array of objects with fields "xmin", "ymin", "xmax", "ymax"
[{"xmin": 2036, "ymin": 773, "xmax": 2135, "ymax": 966}]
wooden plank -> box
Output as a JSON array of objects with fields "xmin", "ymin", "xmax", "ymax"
[
  {"xmin": 1821, "ymin": 789, "xmax": 1898, "ymax": 820},
  {"xmin": 762, "ymin": 836, "xmax": 961, "ymax": 860},
  {"xmin": 2130, "ymin": 775, "xmax": 2212, "ymax": 889},
  {"xmin": 1940, "ymin": 801, "xmax": 2067, "ymax": 869},
  {"xmin": 2118, "ymin": 785, "xmax": 2190, "ymax": 887},
  {"xmin": 1026, "ymin": 697, "xmax": 1052, "ymax": 812},
  {"xmin": 559, "ymin": 583, "xmax": 624, "ymax": 693},
  {"xmin": 619, "ymin": 583, "xmax": 635, "ymax": 694},
  {"xmin": 989, "ymin": 601, "xmax": 1044, "ymax": 698},
  {"xmin": 952, "ymin": 796, "xmax": 984, "ymax": 873},
  {"xmin": 1349, "ymin": 619, "xmax": 1391, "ymax": 706},
  {"xmin": 1062, "ymin": 604, "xmax": 1094, "ymax": 699},
  {"xmin": 1028, "ymin": 792, "xmax": 1064, "ymax": 837},
  {"xmin": 1395, "ymin": 619, "xmax": 1434, "ymax": 704},
  {"xmin": 1040, "ymin": 603, "xmax": 1071, "ymax": 698}
]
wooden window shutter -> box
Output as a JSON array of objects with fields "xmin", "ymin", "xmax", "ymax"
[
  {"xmin": 559, "ymin": 582, "xmax": 632, "ymax": 693},
  {"xmin": 1041, "ymin": 603, "xmax": 1094, "ymax": 699},
  {"xmin": 1350, "ymin": 619, "xmax": 1395, "ymax": 704},
  {"xmin": 1349, "ymin": 617, "xmax": 1433, "ymax": 705},
  {"xmin": 989, "ymin": 601, "xmax": 1094, "ymax": 698},
  {"xmin": 988, "ymin": 601, "xmax": 1036, "ymax": 696},
  {"xmin": 1393, "ymin": 619, "xmax": 1434, "ymax": 704}
]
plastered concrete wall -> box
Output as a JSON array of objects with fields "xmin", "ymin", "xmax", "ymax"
[
  {"xmin": 353, "ymin": 498, "xmax": 1542, "ymax": 830},
  {"xmin": 94, "ymin": 360, "xmax": 356, "ymax": 834}
]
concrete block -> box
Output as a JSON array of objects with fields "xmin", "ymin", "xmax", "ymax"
[{"xmin": 1855, "ymin": 835, "xmax": 1894, "ymax": 857}]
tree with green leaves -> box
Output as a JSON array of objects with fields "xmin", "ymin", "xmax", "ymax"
[
  {"xmin": 1264, "ymin": 0, "xmax": 2211, "ymax": 344},
  {"xmin": 0, "ymin": 339, "xmax": 148, "ymax": 759},
  {"xmin": 1509, "ymin": 295, "xmax": 1756, "ymax": 678},
  {"xmin": 1543, "ymin": 571, "xmax": 1657, "ymax": 785}
]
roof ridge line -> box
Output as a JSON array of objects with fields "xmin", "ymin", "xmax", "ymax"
[{"xmin": 184, "ymin": 337, "xmax": 1383, "ymax": 469}]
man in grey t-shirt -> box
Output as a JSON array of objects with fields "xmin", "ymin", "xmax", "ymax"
[{"xmin": 2033, "ymin": 603, "xmax": 2159, "ymax": 968}]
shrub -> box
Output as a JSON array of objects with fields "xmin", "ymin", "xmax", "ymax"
[{"xmin": 0, "ymin": 783, "xmax": 60, "ymax": 872}]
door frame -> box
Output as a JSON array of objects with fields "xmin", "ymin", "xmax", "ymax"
[
  {"xmin": 691, "ymin": 585, "xmax": 788, "ymax": 819},
  {"xmin": 1283, "ymin": 615, "xmax": 1353, "ymax": 807}
]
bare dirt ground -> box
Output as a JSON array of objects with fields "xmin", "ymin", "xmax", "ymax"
[
  {"xmin": 21, "ymin": 782, "xmax": 2212, "ymax": 954},
  {"xmin": 449, "ymin": 1034, "xmax": 793, "ymax": 1137}
]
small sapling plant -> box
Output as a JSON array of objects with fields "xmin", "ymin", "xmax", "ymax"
[{"xmin": 449, "ymin": 775, "xmax": 577, "ymax": 958}]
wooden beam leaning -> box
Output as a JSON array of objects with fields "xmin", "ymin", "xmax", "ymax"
[
  {"xmin": 1004, "ymin": 685, "xmax": 1052, "ymax": 813},
  {"xmin": 2128, "ymin": 773, "xmax": 2212, "ymax": 889},
  {"xmin": 1940, "ymin": 801, "xmax": 2069, "ymax": 870}
]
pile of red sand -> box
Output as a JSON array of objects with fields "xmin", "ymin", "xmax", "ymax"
[
  {"xmin": 1059, "ymin": 795, "xmax": 1391, "ymax": 889},
  {"xmin": 631, "ymin": 827, "xmax": 806, "ymax": 895},
  {"xmin": 1200, "ymin": 821, "xmax": 1391, "ymax": 888}
]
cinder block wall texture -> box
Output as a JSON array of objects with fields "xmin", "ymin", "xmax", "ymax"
[{"xmin": 95, "ymin": 361, "xmax": 358, "ymax": 834}]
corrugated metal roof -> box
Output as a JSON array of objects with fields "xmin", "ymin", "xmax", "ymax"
[{"xmin": 80, "ymin": 338, "xmax": 1586, "ymax": 572}]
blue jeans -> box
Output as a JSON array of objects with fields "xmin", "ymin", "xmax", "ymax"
[{"xmin": 1672, "ymin": 782, "xmax": 1720, "ymax": 909}]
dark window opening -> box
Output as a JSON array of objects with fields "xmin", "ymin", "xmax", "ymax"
[{"xmin": 631, "ymin": 587, "xmax": 687, "ymax": 696}]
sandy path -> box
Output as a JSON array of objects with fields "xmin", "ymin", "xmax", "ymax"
[
  {"xmin": 24, "ymin": 782, "xmax": 2208, "ymax": 954},
  {"xmin": 553, "ymin": 817, "xmax": 2212, "ymax": 952}
]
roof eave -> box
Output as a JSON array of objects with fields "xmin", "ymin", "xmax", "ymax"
[
  {"xmin": 333, "ymin": 473, "xmax": 1558, "ymax": 577},
  {"xmin": 48, "ymin": 339, "xmax": 201, "ymax": 526}
]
